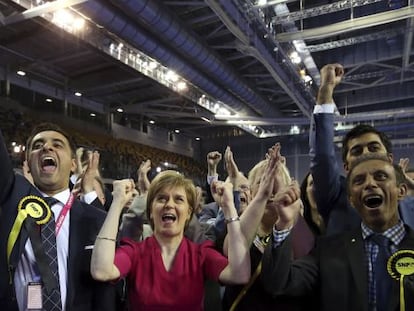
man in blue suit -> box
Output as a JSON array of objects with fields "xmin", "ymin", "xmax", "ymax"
[
  {"xmin": 309, "ymin": 63, "xmax": 414, "ymax": 235},
  {"xmin": 262, "ymin": 153, "xmax": 414, "ymax": 310},
  {"xmin": 0, "ymin": 123, "xmax": 116, "ymax": 311}
]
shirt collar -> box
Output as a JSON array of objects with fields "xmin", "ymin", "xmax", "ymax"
[
  {"xmin": 40, "ymin": 188, "xmax": 71, "ymax": 205},
  {"xmin": 361, "ymin": 220, "xmax": 406, "ymax": 246}
]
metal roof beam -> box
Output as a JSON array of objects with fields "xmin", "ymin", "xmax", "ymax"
[
  {"xmin": 5, "ymin": 0, "xmax": 88, "ymax": 25},
  {"xmin": 276, "ymin": 5, "xmax": 414, "ymax": 42},
  {"xmin": 272, "ymin": 0, "xmax": 382, "ymax": 24}
]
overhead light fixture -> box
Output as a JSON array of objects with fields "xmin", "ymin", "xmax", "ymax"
[
  {"xmin": 174, "ymin": 129, "xmax": 180, "ymax": 134},
  {"xmin": 255, "ymin": 0, "xmax": 288, "ymax": 8},
  {"xmin": 176, "ymin": 81, "xmax": 187, "ymax": 91},
  {"xmin": 165, "ymin": 70, "xmax": 179, "ymax": 82},
  {"xmin": 90, "ymin": 113, "xmax": 96, "ymax": 117},
  {"xmin": 290, "ymin": 125, "xmax": 300, "ymax": 135},
  {"xmin": 195, "ymin": 137, "xmax": 201, "ymax": 141},
  {"xmin": 116, "ymin": 108, "xmax": 123, "ymax": 113},
  {"xmin": 74, "ymin": 92, "xmax": 82, "ymax": 97},
  {"xmin": 149, "ymin": 120, "xmax": 155, "ymax": 124},
  {"xmin": 200, "ymin": 116, "xmax": 211, "ymax": 123},
  {"xmin": 46, "ymin": 98, "xmax": 53, "ymax": 103},
  {"xmin": 17, "ymin": 70, "xmax": 26, "ymax": 76},
  {"xmin": 289, "ymin": 51, "xmax": 301, "ymax": 64}
]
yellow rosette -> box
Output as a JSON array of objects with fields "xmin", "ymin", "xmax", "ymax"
[
  {"xmin": 7, "ymin": 196, "xmax": 51, "ymax": 264},
  {"xmin": 387, "ymin": 250, "xmax": 414, "ymax": 311}
]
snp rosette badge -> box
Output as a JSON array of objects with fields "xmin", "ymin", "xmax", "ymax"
[
  {"xmin": 387, "ymin": 250, "xmax": 414, "ymax": 311},
  {"xmin": 7, "ymin": 195, "xmax": 52, "ymax": 265},
  {"xmin": 18, "ymin": 195, "xmax": 51, "ymax": 225}
]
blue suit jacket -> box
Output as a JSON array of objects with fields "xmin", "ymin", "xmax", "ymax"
[
  {"xmin": 309, "ymin": 113, "xmax": 414, "ymax": 234},
  {"xmin": 262, "ymin": 225, "xmax": 414, "ymax": 311},
  {"xmin": 0, "ymin": 129, "xmax": 117, "ymax": 311}
]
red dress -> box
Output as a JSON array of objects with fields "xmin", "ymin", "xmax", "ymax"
[{"xmin": 114, "ymin": 236, "xmax": 228, "ymax": 311}]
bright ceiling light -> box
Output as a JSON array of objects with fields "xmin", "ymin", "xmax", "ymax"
[
  {"xmin": 73, "ymin": 18, "xmax": 85, "ymax": 30},
  {"xmin": 174, "ymin": 129, "xmax": 180, "ymax": 134},
  {"xmin": 201, "ymin": 116, "xmax": 211, "ymax": 123},
  {"xmin": 195, "ymin": 137, "xmax": 201, "ymax": 141},
  {"xmin": 217, "ymin": 107, "xmax": 230, "ymax": 115},
  {"xmin": 289, "ymin": 51, "xmax": 301, "ymax": 64},
  {"xmin": 53, "ymin": 9, "xmax": 73, "ymax": 26},
  {"xmin": 166, "ymin": 70, "xmax": 179, "ymax": 82},
  {"xmin": 290, "ymin": 125, "xmax": 300, "ymax": 134},
  {"xmin": 17, "ymin": 70, "xmax": 26, "ymax": 76},
  {"xmin": 116, "ymin": 108, "xmax": 123, "ymax": 113},
  {"xmin": 176, "ymin": 81, "xmax": 187, "ymax": 91},
  {"xmin": 149, "ymin": 120, "xmax": 155, "ymax": 124},
  {"xmin": 46, "ymin": 98, "xmax": 53, "ymax": 103},
  {"xmin": 74, "ymin": 92, "xmax": 82, "ymax": 97},
  {"xmin": 303, "ymin": 75, "xmax": 312, "ymax": 83},
  {"xmin": 90, "ymin": 113, "xmax": 96, "ymax": 117}
]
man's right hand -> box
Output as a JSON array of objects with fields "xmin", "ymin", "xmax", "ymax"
[
  {"xmin": 207, "ymin": 151, "xmax": 222, "ymax": 175},
  {"xmin": 317, "ymin": 63, "xmax": 344, "ymax": 104}
]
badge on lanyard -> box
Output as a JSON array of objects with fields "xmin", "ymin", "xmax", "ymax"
[{"xmin": 27, "ymin": 282, "xmax": 43, "ymax": 310}]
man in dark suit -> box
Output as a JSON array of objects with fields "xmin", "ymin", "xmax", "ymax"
[
  {"xmin": 261, "ymin": 153, "xmax": 414, "ymax": 311},
  {"xmin": 0, "ymin": 123, "xmax": 116, "ymax": 311},
  {"xmin": 309, "ymin": 63, "xmax": 414, "ymax": 235}
]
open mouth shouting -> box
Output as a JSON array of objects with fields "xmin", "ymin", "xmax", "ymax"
[
  {"xmin": 161, "ymin": 213, "xmax": 177, "ymax": 224},
  {"xmin": 40, "ymin": 156, "xmax": 57, "ymax": 173},
  {"xmin": 363, "ymin": 194, "xmax": 383, "ymax": 209}
]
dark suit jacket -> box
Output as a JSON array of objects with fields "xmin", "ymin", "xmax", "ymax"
[
  {"xmin": 261, "ymin": 226, "xmax": 414, "ymax": 311},
  {"xmin": 0, "ymin": 129, "xmax": 116, "ymax": 311},
  {"xmin": 309, "ymin": 113, "xmax": 414, "ymax": 234},
  {"xmin": 223, "ymin": 216, "xmax": 317, "ymax": 311}
]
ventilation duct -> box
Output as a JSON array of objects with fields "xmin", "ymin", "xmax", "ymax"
[{"xmin": 79, "ymin": 0, "xmax": 275, "ymax": 116}]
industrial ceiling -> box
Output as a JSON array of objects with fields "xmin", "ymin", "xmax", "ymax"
[{"xmin": 1, "ymin": 0, "xmax": 414, "ymax": 143}]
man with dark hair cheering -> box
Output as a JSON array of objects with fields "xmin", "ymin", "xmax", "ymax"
[{"xmin": 0, "ymin": 123, "xmax": 116, "ymax": 311}]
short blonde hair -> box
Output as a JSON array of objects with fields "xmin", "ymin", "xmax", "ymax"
[
  {"xmin": 248, "ymin": 159, "xmax": 292, "ymax": 195},
  {"xmin": 146, "ymin": 170, "xmax": 196, "ymax": 230}
]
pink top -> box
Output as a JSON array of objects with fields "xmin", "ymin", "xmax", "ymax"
[{"xmin": 114, "ymin": 236, "xmax": 228, "ymax": 311}]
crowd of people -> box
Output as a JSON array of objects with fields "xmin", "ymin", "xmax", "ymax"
[
  {"xmin": 0, "ymin": 105, "xmax": 206, "ymax": 184},
  {"xmin": 1, "ymin": 63, "xmax": 414, "ymax": 311}
]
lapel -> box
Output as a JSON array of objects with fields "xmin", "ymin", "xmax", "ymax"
[
  {"xmin": 65, "ymin": 199, "xmax": 84, "ymax": 310},
  {"xmin": 345, "ymin": 228, "xmax": 369, "ymax": 310},
  {"xmin": 389, "ymin": 226, "xmax": 414, "ymax": 310}
]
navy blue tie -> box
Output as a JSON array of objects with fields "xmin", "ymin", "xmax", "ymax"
[
  {"xmin": 372, "ymin": 234, "xmax": 392, "ymax": 311},
  {"xmin": 42, "ymin": 197, "xmax": 62, "ymax": 311}
]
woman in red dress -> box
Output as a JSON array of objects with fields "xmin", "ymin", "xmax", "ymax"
[{"xmin": 90, "ymin": 153, "xmax": 279, "ymax": 311}]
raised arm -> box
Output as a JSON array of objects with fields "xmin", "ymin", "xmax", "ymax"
[
  {"xmin": 399, "ymin": 158, "xmax": 414, "ymax": 190},
  {"xmin": 309, "ymin": 63, "xmax": 345, "ymax": 221},
  {"xmin": 211, "ymin": 180, "xmax": 250, "ymax": 284},
  {"xmin": 137, "ymin": 159, "xmax": 151, "ymax": 195},
  {"xmin": 222, "ymin": 144, "xmax": 281, "ymax": 257},
  {"xmin": 90, "ymin": 178, "xmax": 135, "ymax": 281},
  {"xmin": 205, "ymin": 151, "xmax": 222, "ymax": 203},
  {"xmin": 224, "ymin": 146, "xmax": 250, "ymax": 208}
]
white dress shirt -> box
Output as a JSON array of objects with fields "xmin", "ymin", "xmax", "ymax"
[{"xmin": 14, "ymin": 189, "xmax": 71, "ymax": 311}]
